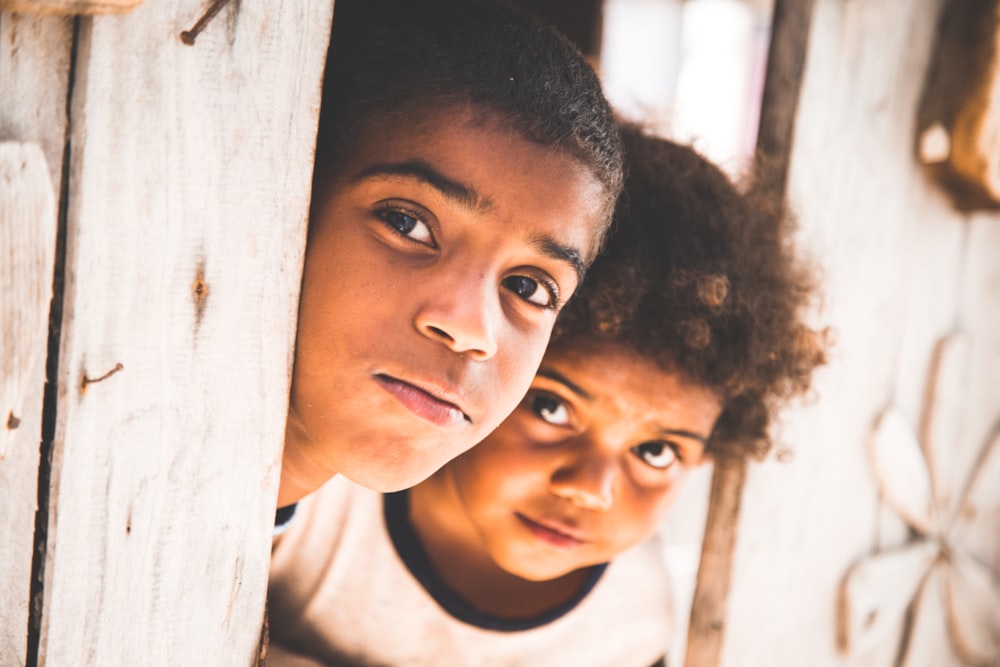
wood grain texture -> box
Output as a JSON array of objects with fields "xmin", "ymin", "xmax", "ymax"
[
  {"xmin": 718, "ymin": 0, "xmax": 1000, "ymax": 665},
  {"xmin": 683, "ymin": 1, "xmax": 816, "ymax": 666},
  {"xmin": 0, "ymin": 11, "xmax": 73, "ymax": 196},
  {"xmin": 0, "ymin": 141, "xmax": 56, "ymax": 667},
  {"xmin": 31, "ymin": 1, "xmax": 333, "ymax": 664},
  {"xmin": 683, "ymin": 457, "xmax": 746, "ymax": 667},
  {"xmin": 0, "ymin": 0, "xmax": 143, "ymax": 15}
]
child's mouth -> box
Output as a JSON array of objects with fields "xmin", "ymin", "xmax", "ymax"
[
  {"xmin": 373, "ymin": 374, "xmax": 471, "ymax": 429},
  {"xmin": 515, "ymin": 513, "xmax": 586, "ymax": 548}
]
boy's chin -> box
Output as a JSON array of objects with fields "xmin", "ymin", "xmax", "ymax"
[{"xmin": 337, "ymin": 443, "xmax": 459, "ymax": 493}]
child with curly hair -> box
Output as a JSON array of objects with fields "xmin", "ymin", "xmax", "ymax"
[{"xmin": 267, "ymin": 125, "xmax": 826, "ymax": 666}]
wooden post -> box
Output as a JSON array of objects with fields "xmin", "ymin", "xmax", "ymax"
[
  {"xmin": 1, "ymin": 1, "xmax": 333, "ymax": 664},
  {"xmin": 683, "ymin": 1, "xmax": 817, "ymax": 665},
  {"xmin": 1, "ymin": 142, "xmax": 57, "ymax": 667}
]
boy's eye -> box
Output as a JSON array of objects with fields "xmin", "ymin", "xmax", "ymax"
[
  {"xmin": 529, "ymin": 393, "xmax": 570, "ymax": 426},
  {"xmin": 377, "ymin": 207, "xmax": 435, "ymax": 246},
  {"xmin": 632, "ymin": 442, "xmax": 679, "ymax": 470},
  {"xmin": 502, "ymin": 275, "xmax": 557, "ymax": 308}
]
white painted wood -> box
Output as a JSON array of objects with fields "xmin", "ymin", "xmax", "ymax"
[
  {"xmin": 945, "ymin": 547, "xmax": 1000, "ymax": 666},
  {"xmin": 838, "ymin": 541, "xmax": 939, "ymax": 654},
  {"xmin": 0, "ymin": 11, "xmax": 73, "ymax": 197},
  {"xmin": 34, "ymin": 1, "xmax": 332, "ymax": 665},
  {"xmin": 0, "ymin": 141, "xmax": 56, "ymax": 667},
  {"xmin": 951, "ymin": 430, "xmax": 1000, "ymax": 557},
  {"xmin": 715, "ymin": 0, "xmax": 1000, "ymax": 665},
  {"xmin": 0, "ymin": 0, "xmax": 143, "ymax": 15},
  {"xmin": 920, "ymin": 334, "xmax": 971, "ymax": 518},
  {"xmin": 869, "ymin": 409, "xmax": 937, "ymax": 537},
  {"xmin": 899, "ymin": 562, "xmax": 964, "ymax": 667}
]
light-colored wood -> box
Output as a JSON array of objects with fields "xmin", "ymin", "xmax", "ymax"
[
  {"xmin": 683, "ymin": 1, "xmax": 816, "ymax": 664},
  {"xmin": 0, "ymin": 0, "xmax": 143, "ymax": 15},
  {"xmin": 683, "ymin": 457, "xmax": 746, "ymax": 667},
  {"xmin": 869, "ymin": 409, "xmax": 937, "ymax": 537},
  {"xmin": 837, "ymin": 541, "xmax": 939, "ymax": 654},
  {"xmin": 0, "ymin": 11, "xmax": 73, "ymax": 196},
  {"xmin": 714, "ymin": 0, "xmax": 1000, "ymax": 664},
  {"xmin": 951, "ymin": 430, "xmax": 1000, "ymax": 560},
  {"xmin": 0, "ymin": 141, "xmax": 56, "ymax": 667},
  {"xmin": 899, "ymin": 563, "xmax": 964, "ymax": 667},
  {"xmin": 919, "ymin": 334, "xmax": 971, "ymax": 518},
  {"xmin": 32, "ymin": 1, "xmax": 333, "ymax": 664},
  {"xmin": 945, "ymin": 547, "xmax": 1000, "ymax": 665}
]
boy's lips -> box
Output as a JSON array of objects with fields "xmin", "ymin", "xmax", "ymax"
[
  {"xmin": 373, "ymin": 373, "xmax": 471, "ymax": 429},
  {"xmin": 515, "ymin": 513, "xmax": 587, "ymax": 548}
]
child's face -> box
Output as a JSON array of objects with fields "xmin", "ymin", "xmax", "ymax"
[
  {"xmin": 440, "ymin": 338, "xmax": 722, "ymax": 581},
  {"xmin": 288, "ymin": 105, "xmax": 607, "ymax": 494}
]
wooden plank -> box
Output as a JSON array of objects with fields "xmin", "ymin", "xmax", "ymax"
[
  {"xmin": 31, "ymin": 1, "xmax": 332, "ymax": 664},
  {"xmin": 898, "ymin": 563, "xmax": 963, "ymax": 667},
  {"xmin": 683, "ymin": 1, "xmax": 816, "ymax": 665},
  {"xmin": 0, "ymin": 142, "xmax": 56, "ymax": 667},
  {"xmin": 868, "ymin": 409, "xmax": 936, "ymax": 537},
  {"xmin": 0, "ymin": 0, "xmax": 143, "ymax": 15},
  {"xmin": 684, "ymin": 457, "xmax": 747, "ymax": 667},
  {"xmin": 837, "ymin": 541, "xmax": 939, "ymax": 654},
  {"xmin": 0, "ymin": 11, "xmax": 73, "ymax": 198},
  {"xmin": 717, "ymin": 0, "xmax": 999, "ymax": 664}
]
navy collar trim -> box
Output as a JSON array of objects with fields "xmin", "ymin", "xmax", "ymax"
[{"xmin": 383, "ymin": 489, "xmax": 606, "ymax": 632}]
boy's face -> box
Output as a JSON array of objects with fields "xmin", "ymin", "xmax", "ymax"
[
  {"xmin": 287, "ymin": 105, "xmax": 606, "ymax": 495},
  {"xmin": 440, "ymin": 338, "xmax": 722, "ymax": 581}
]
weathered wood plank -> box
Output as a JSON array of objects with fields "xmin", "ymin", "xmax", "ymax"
[
  {"xmin": 0, "ymin": 142, "xmax": 56, "ymax": 667},
  {"xmin": 684, "ymin": 457, "xmax": 747, "ymax": 667},
  {"xmin": 0, "ymin": 0, "xmax": 142, "ymax": 15},
  {"xmin": 32, "ymin": 1, "xmax": 332, "ymax": 665},
  {"xmin": 717, "ymin": 0, "xmax": 1000, "ymax": 664},
  {"xmin": 0, "ymin": 11, "xmax": 73, "ymax": 197},
  {"xmin": 683, "ymin": 1, "xmax": 816, "ymax": 665}
]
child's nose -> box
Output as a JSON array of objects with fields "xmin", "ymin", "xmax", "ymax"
[
  {"xmin": 549, "ymin": 450, "xmax": 615, "ymax": 512},
  {"xmin": 413, "ymin": 274, "xmax": 500, "ymax": 360}
]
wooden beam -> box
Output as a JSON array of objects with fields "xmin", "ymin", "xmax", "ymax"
[
  {"xmin": 0, "ymin": 142, "xmax": 57, "ymax": 667},
  {"xmin": 27, "ymin": 1, "xmax": 333, "ymax": 664},
  {"xmin": 0, "ymin": 0, "xmax": 143, "ymax": 16},
  {"xmin": 684, "ymin": 1, "xmax": 817, "ymax": 665}
]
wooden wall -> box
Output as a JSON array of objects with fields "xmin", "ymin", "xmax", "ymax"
[
  {"xmin": 0, "ymin": 2, "xmax": 333, "ymax": 664},
  {"xmin": 707, "ymin": 0, "xmax": 1000, "ymax": 665}
]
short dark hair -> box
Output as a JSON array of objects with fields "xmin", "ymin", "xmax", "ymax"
[
  {"xmin": 314, "ymin": 0, "xmax": 624, "ymax": 233},
  {"xmin": 553, "ymin": 125, "xmax": 827, "ymax": 459}
]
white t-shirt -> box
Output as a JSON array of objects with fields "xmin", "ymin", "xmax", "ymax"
[{"xmin": 268, "ymin": 475, "xmax": 673, "ymax": 667}]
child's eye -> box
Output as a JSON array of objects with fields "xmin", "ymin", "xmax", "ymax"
[
  {"xmin": 376, "ymin": 206, "xmax": 435, "ymax": 247},
  {"xmin": 502, "ymin": 275, "xmax": 558, "ymax": 309},
  {"xmin": 529, "ymin": 392, "xmax": 571, "ymax": 426},
  {"xmin": 631, "ymin": 442, "xmax": 679, "ymax": 470}
]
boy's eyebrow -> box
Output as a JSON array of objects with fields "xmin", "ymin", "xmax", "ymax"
[
  {"xmin": 352, "ymin": 160, "xmax": 488, "ymax": 212},
  {"xmin": 536, "ymin": 368, "xmax": 592, "ymax": 400},
  {"xmin": 353, "ymin": 161, "xmax": 586, "ymax": 280}
]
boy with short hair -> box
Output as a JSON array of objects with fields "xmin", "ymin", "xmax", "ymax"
[
  {"xmin": 277, "ymin": 0, "xmax": 624, "ymax": 509},
  {"xmin": 267, "ymin": 126, "xmax": 827, "ymax": 665}
]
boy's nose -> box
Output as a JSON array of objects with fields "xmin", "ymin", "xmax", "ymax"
[
  {"xmin": 549, "ymin": 450, "xmax": 615, "ymax": 512},
  {"xmin": 414, "ymin": 275, "xmax": 500, "ymax": 360}
]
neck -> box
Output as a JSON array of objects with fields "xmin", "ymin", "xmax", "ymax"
[{"xmin": 408, "ymin": 471, "xmax": 590, "ymax": 620}]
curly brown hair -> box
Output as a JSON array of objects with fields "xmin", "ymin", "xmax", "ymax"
[{"xmin": 553, "ymin": 124, "xmax": 827, "ymax": 460}]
